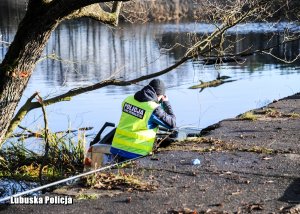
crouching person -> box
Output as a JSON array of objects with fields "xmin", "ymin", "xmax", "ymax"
[{"xmin": 110, "ymin": 79, "xmax": 176, "ymax": 161}]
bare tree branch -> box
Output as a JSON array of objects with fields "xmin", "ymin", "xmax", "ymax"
[
  {"xmin": 262, "ymin": 51, "xmax": 300, "ymax": 63},
  {"xmin": 49, "ymin": 0, "xmax": 128, "ymax": 22},
  {"xmin": 205, "ymin": 35, "xmax": 300, "ymax": 60},
  {"xmin": 4, "ymin": 92, "xmax": 39, "ymax": 141},
  {"xmin": 65, "ymin": 2, "xmax": 123, "ymax": 26}
]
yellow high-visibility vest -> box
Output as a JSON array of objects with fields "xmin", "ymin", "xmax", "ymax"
[{"xmin": 111, "ymin": 95, "xmax": 159, "ymax": 156}]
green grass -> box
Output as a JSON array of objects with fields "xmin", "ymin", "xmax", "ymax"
[
  {"xmin": 76, "ymin": 193, "xmax": 98, "ymax": 200},
  {"xmin": 239, "ymin": 111, "xmax": 258, "ymax": 121}
]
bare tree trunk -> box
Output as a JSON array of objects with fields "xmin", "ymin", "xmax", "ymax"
[{"xmin": 0, "ymin": 2, "xmax": 60, "ymax": 143}]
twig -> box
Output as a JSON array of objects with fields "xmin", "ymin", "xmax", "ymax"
[
  {"xmin": 36, "ymin": 94, "xmax": 50, "ymax": 185},
  {"xmin": 11, "ymin": 127, "xmax": 93, "ymax": 140},
  {"xmin": 17, "ymin": 125, "xmax": 37, "ymax": 135}
]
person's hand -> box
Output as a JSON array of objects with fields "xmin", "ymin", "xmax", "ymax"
[{"xmin": 161, "ymin": 95, "xmax": 168, "ymax": 102}]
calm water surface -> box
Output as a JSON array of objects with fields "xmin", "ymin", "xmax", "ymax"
[{"xmin": 1, "ymin": 2, "xmax": 300, "ymax": 147}]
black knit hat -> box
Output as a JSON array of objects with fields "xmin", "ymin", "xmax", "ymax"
[{"xmin": 149, "ymin": 79, "xmax": 166, "ymax": 95}]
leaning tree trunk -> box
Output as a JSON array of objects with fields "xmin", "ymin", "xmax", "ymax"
[
  {"xmin": 0, "ymin": 0, "xmax": 123, "ymax": 145},
  {"xmin": 0, "ymin": 3, "xmax": 60, "ymax": 144}
]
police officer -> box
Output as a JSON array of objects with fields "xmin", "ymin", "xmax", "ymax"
[{"xmin": 110, "ymin": 79, "xmax": 176, "ymax": 160}]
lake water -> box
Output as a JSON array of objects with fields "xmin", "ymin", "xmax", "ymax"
[{"xmin": 1, "ymin": 1, "xmax": 300, "ymax": 147}]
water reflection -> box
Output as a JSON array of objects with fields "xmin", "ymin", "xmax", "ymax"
[
  {"xmin": 43, "ymin": 21, "xmax": 173, "ymax": 84},
  {"xmin": 0, "ymin": 1, "xmax": 300, "ymax": 87},
  {"xmin": 37, "ymin": 22, "xmax": 300, "ymax": 92},
  {"xmin": 1, "ymin": 1, "xmax": 299, "ymax": 90},
  {"xmin": 0, "ymin": 0, "xmax": 26, "ymax": 41},
  {"xmin": 0, "ymin": 0, "xmax": 299, "ymax": 132}
]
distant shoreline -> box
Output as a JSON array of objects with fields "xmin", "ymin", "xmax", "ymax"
[{"xmin": 1, "ymin": 0, "xmax": 299, "ymax": 26}]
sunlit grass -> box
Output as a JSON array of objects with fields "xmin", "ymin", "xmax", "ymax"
[
  {"xmin": 0, "ymin": 129, "xmax": 86, "ymax": 182},
  {"xmin": 238, "ymin": 111, "xmax": 258, "ymax": 121},
  {"xmin": 288, "ymin": 112, "xmax": 300, "ymax": 119}
]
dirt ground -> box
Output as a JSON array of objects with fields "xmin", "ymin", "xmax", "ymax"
[{"xmin": 1, "ymin": 93, "xmax": 300, "ymax": 214}]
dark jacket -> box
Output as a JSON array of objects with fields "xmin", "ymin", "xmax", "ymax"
[{"xmin": 134, "ymin": 85, "xmax": 176, "ymax": 129}]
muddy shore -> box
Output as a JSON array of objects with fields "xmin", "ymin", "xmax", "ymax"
[{"xmin": 1, "ymin": 93, "xmax": 300, "ymax": 214}]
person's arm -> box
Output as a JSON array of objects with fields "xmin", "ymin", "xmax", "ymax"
[{"xmin": 148, "ymin": 96, "xmax": 176, "ymax": 129}]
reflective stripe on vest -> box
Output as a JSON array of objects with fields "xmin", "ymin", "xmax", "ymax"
[{"xmin": 111, "ymin": 95, "xmax": 159, "ymax": 156}]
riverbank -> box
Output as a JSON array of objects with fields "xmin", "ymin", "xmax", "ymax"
[{"xmin": 1, "ymin": 92, "xmax": 300, "ymax": 213}]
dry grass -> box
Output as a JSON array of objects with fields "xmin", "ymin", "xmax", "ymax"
[
  {"xmin": 0, "ymin": 130, "xmax": 85, "ymax": 182},
  {"xmin": 289, "ymin": 112, "xmax": 300, "ymax": 119},
  {"xmin": 238, "ymin": 108, "xmax": 300, "ymax": 121},
  {"xmin": 160, "ymin": 137, "xmax": 276, "ymax": 154},
  {"xmin": 243, "ymin": 146, "xmax": 274, "ymax": 154},
  {"xmin": 238, "ymin": 111, "xmax": 258, "ymax": 121},
  {"xmin": 258, "ymin": 108, "xmax": 300, "ymax": 119},
  {"xmin": 84, "ymin": 171, "xmax": 157, "ymax": 192}
]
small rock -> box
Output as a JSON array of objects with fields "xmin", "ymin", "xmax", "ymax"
[{"xmin": 125, "ymin": 196, "xmax": 131, "ymax": 203}]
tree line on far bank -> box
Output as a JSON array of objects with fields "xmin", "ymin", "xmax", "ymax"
[{"xmin": 1, "ymin": 0, "xmax": 300, "ymax": 25}]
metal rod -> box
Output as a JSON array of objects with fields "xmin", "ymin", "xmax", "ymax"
[{"xmin": 0, "ymin": 156, "xmax": 142, "ymax": 203}]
